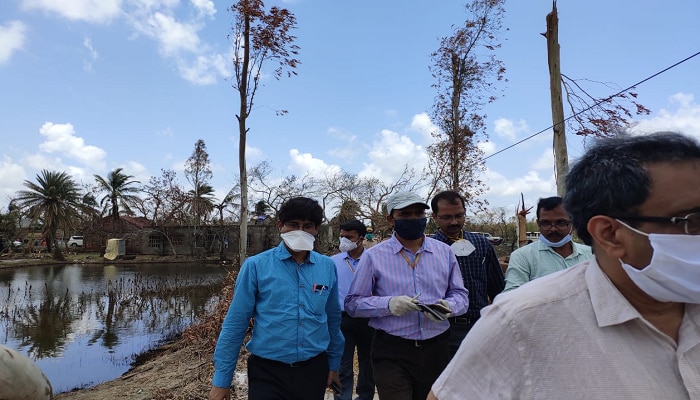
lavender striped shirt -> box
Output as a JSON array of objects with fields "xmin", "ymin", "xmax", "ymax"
[{"xmin": 344, "ymin": 234, "xmax": 469, "ymax": 340}]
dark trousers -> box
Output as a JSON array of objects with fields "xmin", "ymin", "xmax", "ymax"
[
  {"xmin": 447, "ymin": 315, "xmax": 477, "ymax": 360},
  {"xmin": 371, "ymin": 330, "xmax": 450, "ymax": 400},
  {"xmin": 337, "ymin": 312, "xmax": 375, "ymax": 400},
  {"xmin": 247, "ymin": 352, "xmax": 328, "ymax": 400}
]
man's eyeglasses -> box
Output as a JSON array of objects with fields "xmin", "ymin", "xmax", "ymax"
[
  {"xmin": 283, "ymin": 221, "xmax": 317, "ymax": 232},
  {"xmin": 537, "ymin": 220, "xmax": 571, "ymax": 230},
  {"xmin": 436, "ymin": 213, "xmax": 466, "ymax": 222},
  {"xmin": 611, "ymin": 212, "xmax": 700, "ymax": 235}
]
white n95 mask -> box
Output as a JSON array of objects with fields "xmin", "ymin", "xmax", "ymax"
[
  {"xmin": 280, "ymin": 230, "xmax": 316, "ymax": 252},
  {"xmin": 338, "ymin": 237, "xmax": 358, "ymax": 253},
  {"xmin": 617, "ymin": 220, "xmax": 700, "ymax": 303}
]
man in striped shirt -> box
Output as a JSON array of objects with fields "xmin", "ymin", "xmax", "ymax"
[{"xmin": 345, "ymin": 191, "xmax": 469, "ymax": 400}]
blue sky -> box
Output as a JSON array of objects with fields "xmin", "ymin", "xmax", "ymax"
[{"xmin": 1, "ymin": 0, "xmax": 699, "ymax": 217}]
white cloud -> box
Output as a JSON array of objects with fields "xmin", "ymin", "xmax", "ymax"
[
  {"xmin": 0, "ymin": 21, "xmax": 27, "ymax": 64},
  {"xmin": 288, "ymin": 149, "xmax": 341, "ymax": 177},
  {"xmin": 478, "ymin": 140, "xmax": 497, "ymax": 156},
  {"xmin": 0, "ymin": 157, "xmax": 27, "ymax": 210},
  {"xmin": 409, "ymin": 112, "xmax": 439, "ymax": 142},
  {"xmin": 359, "ymin": 129, "xmax": 428, "ymax": 183},
  {"xmin": 21, "ymin": 0, "xmax": 123, "ymax": 23},
  {"xmin": 177, "ymin": 53, "xmax": 229, "ymax": 85},
  {"xmin": 493, "ymin": 118, "xmax": 529, "ymax": 141},
  {"xmin": 245, "ymin": 145, "xmax": 263, "ymax": 161},
  {"xmin": 483, "ymin": 169, "xmax": 556, "ymax": 205},
  {"xmin": 190, "ymin": 0, "xmax": 216, "ymax": 18},
  {"xmin": 326, "ymin": 127, "xmax": 360, "ymax": 162},
  {"xmin": 82, "ymin": 36, "xmax": 98, "ymax": 71},
  {"xmin": 631, "ymin": 93, "xmax": 700, "ymax": 140},
  {"xmin": 147, "ymin": 12, "xmax": 202, "ymax": 55},
  {"xmin": 37, "ymin": 122, "xmax": 107, "ymax": 169},
  {"xmin": 531, "ymin": 148, "xmax": 555, "ymax": 171}
]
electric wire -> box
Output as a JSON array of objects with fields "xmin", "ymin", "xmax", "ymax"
[{"xmin": 481, "ymin": 50, "xmax": 700, "ymax": 162}]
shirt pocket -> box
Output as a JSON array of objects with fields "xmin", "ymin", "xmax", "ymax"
[{"xmin": 308, "ymin": 285, "xmax": 330, "ymax": 315}]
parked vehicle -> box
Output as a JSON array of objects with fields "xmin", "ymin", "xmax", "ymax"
[
  {"xmin": 67, "ymin": 236, "xmax": 84, "ymax": 247},
  {"xmin": 471, "ymin": 232, "xmax": 504, "ymax": 246}
]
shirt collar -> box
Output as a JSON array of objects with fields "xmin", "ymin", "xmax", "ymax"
[
  {"xmin": 388, "ymin": 233, "xmax": 435, "ymax": 254},
  {"xmin": 274, "ymin": 241, "xmax": 317, "ymax": 264},
  {"xmin": 587, "ymin": 257, "xmax": 644, "ymax": 327}
]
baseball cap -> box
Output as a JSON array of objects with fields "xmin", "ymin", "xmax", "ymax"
[{"xmin": 385, "ymin": 192, "xmax": 429, "ymax": 215}]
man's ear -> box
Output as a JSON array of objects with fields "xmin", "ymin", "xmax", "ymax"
[{"xmin": 587, "ymin": 216, "xmax": 626, "ymax": 258}]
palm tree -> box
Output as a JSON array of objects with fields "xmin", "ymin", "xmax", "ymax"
[
  {"xmin": 94, "ymin": 168, "xmax": 141, "ymax": 222},
  {"xmin": 187, "ymin": 183, "xmax": 215, "ymax": 226},
  {"xmin": 15, "ymin": 170, "xmax": 82, "ymax": 261}
]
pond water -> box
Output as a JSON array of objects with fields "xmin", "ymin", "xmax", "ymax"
[{"xmin": 0, "ymin": 262, "xmax": 230, "ymax": 394}]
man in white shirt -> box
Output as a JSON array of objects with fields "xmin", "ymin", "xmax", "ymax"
[{"xmin": 429, "ymin": 131, "xmax": 700, "ymax": 399}]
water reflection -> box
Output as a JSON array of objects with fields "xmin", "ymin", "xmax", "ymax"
[{"xmin": 0, "ymin": 263, "xmax": 227, "ymax": 393}]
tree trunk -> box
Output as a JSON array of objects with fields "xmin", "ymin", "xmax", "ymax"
[
  {"xmin": 238, "ymin": 14, "xmax": 251, "ymax": 265},
  {"xmin": 546, "ymin": 1, "xmax": 568, "ymax": 197}
]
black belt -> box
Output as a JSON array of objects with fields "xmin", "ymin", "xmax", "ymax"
[
  {"xmin": 250, "ymin": 352, "xmax": 325, "ymax": 368},
  {"xmin": 449, "ymin": 315, "xmax": 476, "ymax": 325},
  {"xmin": 375, "ymin": 329, "xmax": 449, "ymax": 348}
]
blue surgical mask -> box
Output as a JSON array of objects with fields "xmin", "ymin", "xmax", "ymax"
[
  {"xmin": 393, "ymin": 218, "xmax": 427, "ymax": 240},
  {"xmin": 540, "ymin": 233, "xmax": 572, "ymax": 248}
]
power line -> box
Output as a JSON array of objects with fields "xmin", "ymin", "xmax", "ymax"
[{"xmin": 482, "ymin": 50, "xmax": 700, "ymax": 162}]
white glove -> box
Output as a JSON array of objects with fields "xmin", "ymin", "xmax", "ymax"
[
  {"xmin": 422, "ymin": 299, "xmax": 452, "ymax": 322},
  {"xmin": 438, "ymin": 299, "xmax": 452, "ymax": 318},
  {"xmin": 422, "ymin": 309, "xmax": 443, "ymax": 323},
  {"xmin": 388, "ymin": 295, "xmax": 420, "ymax": 316}
]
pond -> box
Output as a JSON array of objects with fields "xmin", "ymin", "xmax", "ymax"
[{"xmin": 0, "ymin": 262, "xmax": 230, "ymax": 394}]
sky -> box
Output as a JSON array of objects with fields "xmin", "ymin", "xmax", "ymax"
[{"xmin": 1, "ymin": 0, "xmax": 700, "ymax": 218}]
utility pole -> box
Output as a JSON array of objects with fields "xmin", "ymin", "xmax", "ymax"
[{"xmin": 545, "ymin": 1, "xmax": 568, "ymax": 197}]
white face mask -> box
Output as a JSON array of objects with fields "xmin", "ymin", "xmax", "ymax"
[
  {"xmin": 617, "ymin": 220, "xmax": 700, "ymax": 303},
  {"xmin": 338, "ymin": 237, "xmax": 358, "ymax": 253},
  {"xmin": 280, "ymin": 230, "xmax": 316, "ymax": 252}
]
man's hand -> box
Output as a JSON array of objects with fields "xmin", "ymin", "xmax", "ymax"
[
  {"xmin": 422, "ymin": 309, "xmax": 443, "ymax": 322},
  {"xmin": 209, "ymin": 386, "xmax": 231, "ymax": 400},
  {"xmin": 388, "ymin": 295, "xmax": 420, "ymax": 316},
  {"xmin": 327, "ymin": 370, "xmax": 341, "ymax": 393},
  {"xmin": 438, "ymin": 299, "xmax": 452, "ymax": 317}
]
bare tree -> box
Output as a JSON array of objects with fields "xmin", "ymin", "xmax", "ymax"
[
  {"xmin": 428, "ymin": 0, "xmax": 506, "ymax": 204},
  {"xmin": 544, "ymin": 1, "xmax": 650, "ymax": 195},
  {"xmin": 229, "ymin": 0, "xmax": 300, "ymax": 263},
  {"xmin": 353, "ymin": 165, "xmax": 425, "ymax": 236}
]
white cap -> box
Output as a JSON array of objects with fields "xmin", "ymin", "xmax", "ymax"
[{"xmin": 386, "ymin": 192, "xmax": 429, "ymax": 215}]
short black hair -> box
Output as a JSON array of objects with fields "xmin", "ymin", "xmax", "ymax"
[
  {"xmin": 564, "ymin": 131, "xmax": 700, "ymax": 245},
  {"xmin": 339, "ymin": 220, "xmax": 367, "ymax": 236},
  {"xmin": 536, "ymin": 196, "xmax": 564, "ymax": 219},
  {"xmin": 277, "ymin": 197, "xmax": 324, "ymax": 226},
  {"xmin": 430, "ymin": 190, "xmax": 466, "ymax": 214}
]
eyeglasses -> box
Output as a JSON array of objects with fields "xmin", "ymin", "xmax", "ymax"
[
  {"xmin": 611, "ymin": 212, "xmax": 700, "ymax": 235},
  {"xmin": 436, "ymin": 213, "xmax": 465, "ymax": 222},
  {"xmin": 537, "ymin": 220, "xmax": 571, "ymax": 230},
  {"xmin": 283, "ymin": 221, "xmax": 317, "ymax": 232}
]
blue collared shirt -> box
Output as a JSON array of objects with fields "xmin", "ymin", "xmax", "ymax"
[
  {"xmin": 212, "ymin": 242, "xmax": 344, "ymax": 388},
  {"xmin": 504, "ymin": 239, "xmax": 593, "ymax": 291},
  {"xmin": 331, "ymin": 251, "xmax": 362, "ymax": 312}
]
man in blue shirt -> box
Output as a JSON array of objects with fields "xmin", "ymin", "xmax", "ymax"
[
  {"xmin": 331, "ymin": 220, "xmax": 375, "ymax": 400},
  {"xmin": 504, "ymin": 196, "xmax": 593, "ymax": 291},
  {"xmin": 209, "ymin": 197, "xmax": 344, "ymax": 400}
]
